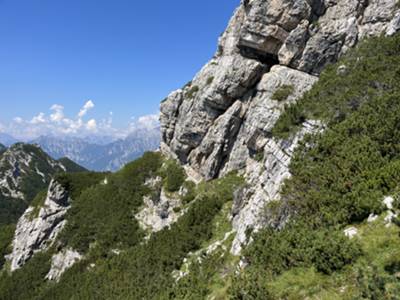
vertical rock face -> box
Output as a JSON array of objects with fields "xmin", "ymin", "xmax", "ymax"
[
  {"xmin": 160, "ymin": 0, "xmax": 400, "ymax": 254},
  {"xmin": 6, "ymin": 180, "xmax": 70, "ymax": 271}
]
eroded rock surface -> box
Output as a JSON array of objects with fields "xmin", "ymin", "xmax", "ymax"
[{"xmin": 6, "ymin": 180, "xmax": 70, "ymax": 271}]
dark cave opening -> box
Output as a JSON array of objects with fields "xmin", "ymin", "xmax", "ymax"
[{"xmin": 238, "ymin": 45, "xmax": 279, "ymax": 67}]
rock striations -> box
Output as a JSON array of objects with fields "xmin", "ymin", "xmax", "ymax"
[{"xmin": 160, "ymin": 0, "xmax": 400, "ymax": 254}]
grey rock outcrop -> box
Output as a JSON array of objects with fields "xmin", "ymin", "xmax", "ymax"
[
  {"xmin": 6, "ymin": 180, "xmax": 70, "ymax": 271},
  {"xmin": 135, "ymin": 177, "xmax": 184, "ymax": 233},
  {"xmin": 45, "ymin": 248, "xmax": 82, "ymax": 281},
  {"xmin": 231, "ymin": 120, "xmax": 324, "ymax": 255},
  {"xmin": 160, "ymin": 0, "xmax": 400, "ymax": 255}
]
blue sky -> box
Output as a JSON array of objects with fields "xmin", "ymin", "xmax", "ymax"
[{"xmin": 0, "ymin": 0, "xmax": 239, "ymax": 139}]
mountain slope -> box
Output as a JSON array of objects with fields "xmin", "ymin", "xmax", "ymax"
[
  {"xmin": 57, "ymin": 157, "xmax": 89, "ymax": 173},
  {"xmin": 160, "ymin": 0, "xmax": 400, "ymax": 254},
  {"xmin": 1, "ymin": 34, "xmax": 400, "ymax": 299},
  {"xmin": 0, "ymin": 143, "xmax": 87, "ymax": 225},
  {"xmin": 33, "ymin": 129, "xmax": 160, "ymax": 171},
  {"xmin": 1, "ymin": 1, "xmax": 400, "ymax": 299},
  {"xmin": 0, "ymin": 143, "xmax": 87, "ymax": 271}
]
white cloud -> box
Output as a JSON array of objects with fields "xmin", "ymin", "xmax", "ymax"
[
  {"xmin": 50, "ymin": 104, "xmax": 65, "ymax": 122},
  {"xmin": 78, "ymin": 100, "xmax": 95, "ymax": 118},
  {"xmin": 86, "ymin": 119, "xmax": 97, "ymax": 131},
  {"xmin": 31, "ymin": 113, "xmax": 46, "ymax": 124},
  {"xmin": 138, "ymin": 114, "xmax": 159, "ymax": 128},
  {"xmin": 2, "ymin": 101, "xmax": 159, "ymax": 141},
  {"xmin": 129, "ymin": 113, "xmax": 160, "ymax": 132}
]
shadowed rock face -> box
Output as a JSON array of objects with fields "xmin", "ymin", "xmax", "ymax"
[{"xmin": 160, "ymin": 0, "xmax": 400, "ymax": 254}]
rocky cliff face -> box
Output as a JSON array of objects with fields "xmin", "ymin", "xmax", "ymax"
[
  {"xmin": 6, "ymin": 180, "xmax": 71, "ymax": 271},
  {"xmin": 160, "ymin": 0, "xmax": 400, "ymax": 254}
]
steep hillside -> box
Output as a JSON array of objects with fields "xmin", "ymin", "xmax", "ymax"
[
  {"xmin": 0, "ymin": 143, "xmax": 85, "ymax": 224},
  {"xmin": 1, "ymin": 0, "xmax": 400, "ymax": 299},
  {"xmin": 161, "ymin": 0, "xmax": 400, "ymax": 254},
  {"xmin": 2, "ymin": 34, "xmax": 400, "ymax": 298},
  {"xmin": 0, "ymin": 143, "xmax": 87, "ymax": 271},
  {"xmin": 57, "ymin": 157, "xmax": 88, "ymax": 173},
  {"xmin": 229, "ymin": 33, "xmax": 400, "ymax": 299},
  {"xmin": 0, "ymin": 152, "xmax": 244, "ymax": 299}
]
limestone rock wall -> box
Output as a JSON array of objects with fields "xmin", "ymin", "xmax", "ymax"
[{"xmin": 6, "ymin": 180, "xmax": 70, "ymax": 271}]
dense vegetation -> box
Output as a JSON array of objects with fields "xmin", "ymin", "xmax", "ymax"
[
  {"xmin": 161, "ymin": 159, "xmax": 186, "ymax": 192},
  {"xmin": 0, "ymin": 151, "xmax": 244, "ymax": 299},
  {"xmin": 57, "ymin": 157, "xmax": 88, "ymax": 173},
  {"xmin": 57, "ymin": 152, "xmax": 160, "ymax": 253}
]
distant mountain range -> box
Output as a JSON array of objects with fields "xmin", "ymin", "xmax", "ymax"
[
  {"xmin": 0, "ymin": 127, "xmax": 160, "ymax": 172},
  {"xmin": 0, "ymin": 133, "xmax": 19, "ymax": 147}
]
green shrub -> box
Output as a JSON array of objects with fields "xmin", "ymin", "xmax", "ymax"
[
  {"xmin": 0, "ymin": 224, "xmax": 15, "ymax": 268},
  {"xmin": 229, "ymin": 33, "xmax": 400, "ymax": 298},
  {"xmin": 272, "ymin": 34, "xmax": 400, "ymax": 139},
  {"xmin": 37, "ymin": 174, "xmax": 242, "ymax": 299},
  {"xmin": 206, "ymin": 76, "xmax": 214, "ymax": 85},
  {"xmin": 254, "ymin": 151, "xmax": 264, "ymax": 162},
  {"xmin": 181, "ymin": 180, "xmax": 196, "ymax": 204},
  {"xmin": 229, "ymin": 268, "xmax": 273, "ymax": 300},
  {"xmin": 271, "ymin": 84, "xmax": 295, "ymax": 102},
  {"xmin": 186, "ymin": 85, "xmax": 199, "ymax": 99},
  {"xmin": 161, "ymin": 160, "xmax": 186, "ymax": 192},
  {"xmin": 0, "ymin": 252, "xmax": 51, "ymax": 299},
  {"xmin": 244, "ymin": 224, "xmax": 361, "ymax": 275}
]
